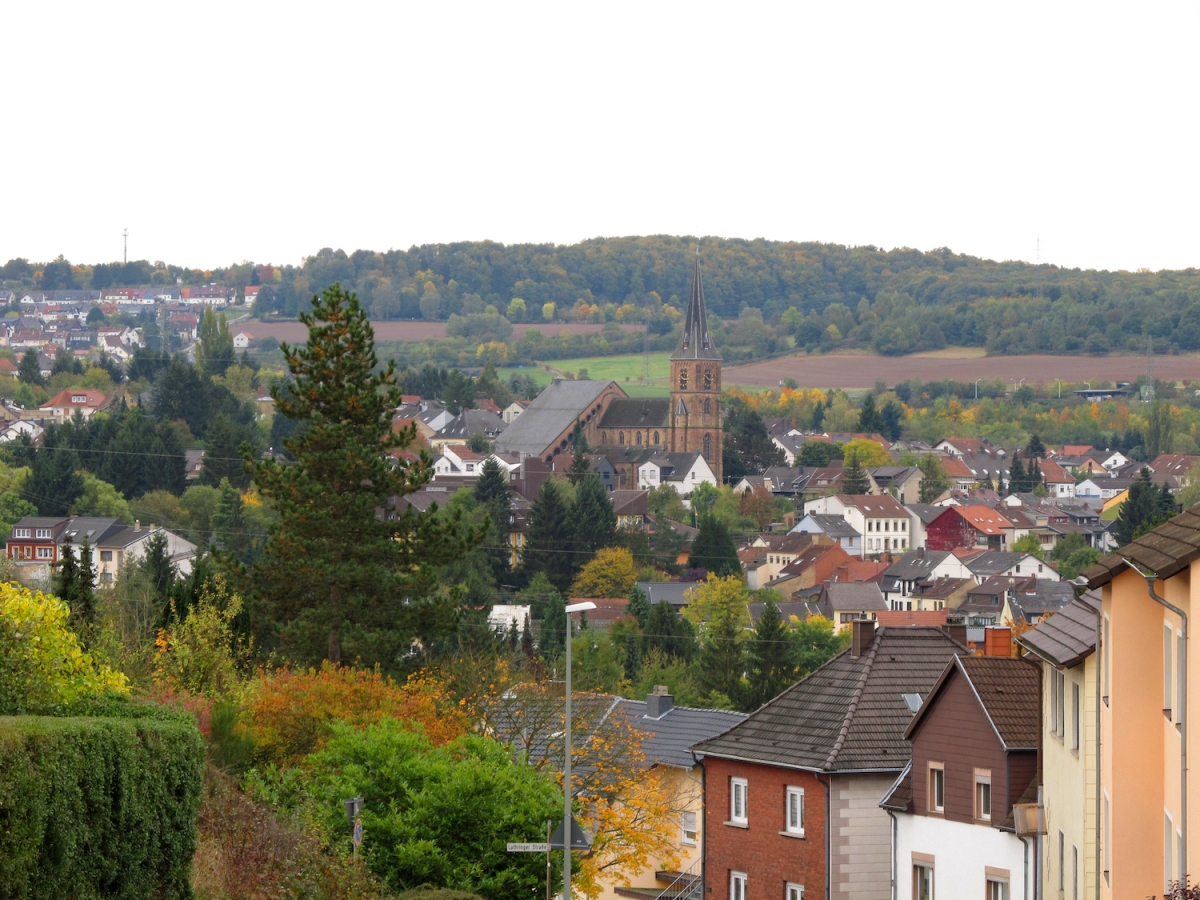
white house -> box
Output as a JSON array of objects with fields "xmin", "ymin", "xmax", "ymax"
[
  {"xmin": 790, "ymin": 512, "xmax": 862, "ymax": 556},
  {"xmin": 233, "ymin": 331, "xmax": 254, "ymax": 349},
  {"xmin": 637, "ymin": 452, "xmax": 716, "ymax": 497},
  {"xmin": 804, "ymin": 493, "xmax": 916, "ymax": 557}
]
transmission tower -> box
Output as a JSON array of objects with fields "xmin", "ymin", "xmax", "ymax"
[{"xmin": 122, "ymin": 227, "xmax": 128, "ymax": 265}]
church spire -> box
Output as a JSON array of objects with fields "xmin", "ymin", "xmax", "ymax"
[{"xmin": 671, "ymin": 254, "xmax": 719, "ymax": 361}]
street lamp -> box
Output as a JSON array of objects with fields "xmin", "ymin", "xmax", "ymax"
[
  {"xmin": 974, "ymin": 378, "xmax": 982, "ymax": 399},
  {"xmin": 562, "ymin": 600, "xmax": 596, "ymax": 900}
]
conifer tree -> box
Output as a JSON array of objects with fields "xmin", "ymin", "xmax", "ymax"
[
  {"xmin": 524, "ymin": 480, "xmax": 577, "ymax": 594},
  {"xmin": 1026, "ymin": 434, "xmax": 1046, "ymax": 458},
  {"xmin": 74, "ymin": 538, "xmax": 97, "ymax": 644},
  {"xmin": 746, "ymin": 600, "xmax": 796, "ymax": 709},
  {"xmin": 643, "ymin": 597, "xmax": 695, "ymax": 661},
  {"xmin": 688, "ymin": 515, "xmax": 741, "ymax": 577},
  {"xmin": 856, "ymin": 394, "xmax": 886, "ymax": 435},
  {"xmin": 17, "ymin": 349, "xmax": 41, "ymax": 386},
  {"xmin": 627, "ymin": 584, "xmax": 651, "ymax": 629},
  {"xmin": 841, "ymin": 450, "xmax": 870, "ymax": 495},
  {"xmin": 539, "ymin": 589, "xmax": 567, "ymax": 659},
  {"xmin": 54, "ymin": 536, "xmax": 80, "ymax": 614},
  {"xmin": 139, "ymin": 530, "xmax": 176, "ymax": 618},
  {"xmin": 521, "ymin": 613, "xmax": 535, "ymax": 660},
  {"xmin": 1008, "ymin": 453, "xmax": 1026, "ymax": 494},
  {"xmin": 574, "ymin": 474, "xmax": 617, "ymax": 554},
  {"xmin": 1027, "ymin": 457, "xmax": 1043, "ymax": 493},
  {"xmin": 246, "ymin": 283, "xmax": 480, "ymax": 666}
]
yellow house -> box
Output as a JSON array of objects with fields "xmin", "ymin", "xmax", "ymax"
[
  {"xmin": 1101, "ymin": 490, "xmax": 1129, "ymax": 516},
  {"xmin": 1082, "ymin": 505, "xmax": 1200, "ymax": 898},
  {"xmin": 1016, "ymin": 593, "xmax": 1101, "ymax": 899},
  {"xmin": 603, "ymin": 689, "xmax": 747, "ymax": 900}
]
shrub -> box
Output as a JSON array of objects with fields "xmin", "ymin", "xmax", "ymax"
[
  {"xmin": 243, "ymin": 663, "xmax": 466, "ymax": 768},
  {"xmin": 0, "ymin": 712, "xmax": 204, "ymax": 899},
  {"xmin": 0, "ymin": 582, "xmax": 128, "ymax": 714}
]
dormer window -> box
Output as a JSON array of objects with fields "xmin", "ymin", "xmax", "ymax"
[
  {"xmin": 71, "ymin": 395, "xmax": 86, "ymax": 403},
  {"xmin": 35, "ymin": 528, "xmax": 51, "ymax": 539}
]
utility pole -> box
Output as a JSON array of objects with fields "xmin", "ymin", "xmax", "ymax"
[{"xmin": 122, "ymin": 228, "xmax": 128, "ymax": 265}]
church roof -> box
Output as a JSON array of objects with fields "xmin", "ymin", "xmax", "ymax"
[
  {"xmin": 493, "ymin": 379, "xmax": 619, "ymax": 456},
  {"xmin": 597, "ymin": 398, "xmax": 670, "ymax": 430},
  {"xmin": 671, "ymin": 256, "xmax": 720, "ymax": 361}
]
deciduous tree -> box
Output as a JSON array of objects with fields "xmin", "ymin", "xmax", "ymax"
[{"xmin": 571, "ymin": 547, "xmax": 637, "ymax": 598}]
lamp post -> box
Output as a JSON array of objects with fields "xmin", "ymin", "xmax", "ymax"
[
  {"xmin": 562, "ymin": 601, "xmax": 596, "ymax": 900},
  {"xmin": 974, "ymin": 378, "xmax": 982, "ymax": 399}
]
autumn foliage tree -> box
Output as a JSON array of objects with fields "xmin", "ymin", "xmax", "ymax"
[{"xmin": 571, "ymin": 547, "xmax": 637, "ymax": 599}]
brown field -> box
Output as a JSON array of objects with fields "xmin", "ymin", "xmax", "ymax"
[
  {"xmin": 245, "ymin": 319, "xmax": 637, "ymax": 343},
  {"xmin": 726, "ymin": 352, "xmax": 1200, "ymax": 389}
]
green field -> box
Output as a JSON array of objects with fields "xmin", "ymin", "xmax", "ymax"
[{"xmin": 498, "ymin": 353, "xmax": 673, "ymax": 397}]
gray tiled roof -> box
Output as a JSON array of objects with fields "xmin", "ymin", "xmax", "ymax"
[
  {"xmin": 671, "ymin": 257, "xmax": 720, "ymax": 361},
  {"xmin": 1016, "ymin": 592, "xmax": 1100, "ymax": 668},
  {"xmin": 693, "ymin": 626, "xmax": 964, "ymax": 773},
  {"xmin": 883, "ymin": 550, "xmax": 951, "ymax": 580},
  {"xmin": 965, "ymin": 551, "xmax": 1023, "ymax": 576},
  {"xmin": 806, "ymin": 514, "xmax": 860, "ymax": 539},
  {"xmin": 435, "ymin": 408, "xmax": 507, "ymax": 440},
  {"xmin": 905, "ymin": 503, "xmax": 946, "ymax": 525},
  {"xmin": 494, "ymin": 380, "xmax": 616, "ymax": 456},
  {"xmin": 822, "ymin": 581, "xmax": 886, "ymax": 611},
  {"xmin": 636, "ymin": 581, "xmax": 695, "ymax": 609},
  {"xmin": 597, "ymin": 398, "xmax": 670, "ymax": 430},
  {"xmin": 619, "ymin": 700, "xmax": 747, "ymax": 768}
]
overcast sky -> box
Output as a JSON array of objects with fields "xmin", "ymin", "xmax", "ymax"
[{"xmin": 3, "ymin": 2, "xmax": 1197, "ymax": 272}]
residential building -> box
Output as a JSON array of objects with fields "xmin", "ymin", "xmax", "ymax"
[
  {"xmin": 6, "ymin": 516, "xmax": 196, "ymax": 583},
  {"xmin": 37, "ymin": 388, "xmax": 112, "ymax": 423},
  {"xmin": 881, "ymin": 654, "xmax": 1041, "ymax": 900},
  {"xmin": 692, "ymin": 623, "xmax": 964, "ymax": 900},
  {"xmin": 924, "ymin": 504, "xmax": 1015, "ymax": 551},
  {"xmin": 232, "ymin": 331, "xmax": 254, "ymax": 349},
  {"xmin": 1080, "ymin": 508, "xmax": 1200, "ymax": 898},
  {"xmin": 1016, "ymin": 593, "xmax": 1101, "ymax": 900},
  {"xmin": 791, "ymin": 512, "xmax": 862, "ymax": 556},
  {"xmin": 804, "ymin": 494, "xmax": 915, "ymax": 557},
  {"xmin": 610, "ymin": 490, "xmax": 648, "ymax": 531},
  {"xmin": 817, "ymin": 581, "xmax": 887, "ymax": 630},
  {"xmin": 868, "ymin": 465, "xmax": 923, "ymax": 504},
  {"xmin": 502, "ymin": 399, "xmax": 531, "ymax": 424},
  {"xmin": 637, "ymin": 452, "xmax": 716, "ymax": 497}
]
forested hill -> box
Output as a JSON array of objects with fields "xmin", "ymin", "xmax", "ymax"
[{"xmin": 8, "ymin": 236, "xmax": 1200, "ymax": 355}]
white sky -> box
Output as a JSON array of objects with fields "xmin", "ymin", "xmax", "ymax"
[{"xmin": 3, "ymin": 2, "xmax": 1198, "ymax": 273}]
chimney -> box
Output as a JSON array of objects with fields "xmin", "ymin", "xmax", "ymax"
[
  {"xmin": 983, "ymin": 626, "xmax": 1013, "ymax": 658},
  {"xmin": 850, "ymin": 619, "xmax": 876, "ymax": 658},
  {"xmin": 645, "ymin": 685, "xmax": 674, "ymax": 719},
  {"xmin": 134, "ymin": 520, "xmax": 140, "ymax": 532},
  {"xmin": 943, "ymin": 623, "xmax": 968, "ymax": 646}
]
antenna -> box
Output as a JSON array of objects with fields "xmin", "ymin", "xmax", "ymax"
[{"xmin": 122, "ymin": 228, "xmax": 128, "ymax": 265}]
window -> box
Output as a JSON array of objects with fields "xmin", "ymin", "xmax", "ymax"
[
  {"xmin": 1073, "ymin": 844, "xmax": 1079, "ymax": 900},
  {"xmin": 1069, "ymin": 679, "xmax": 1081, "ymax": 750},
  {"xmin": 730, "ymin": 778, "xmax": 747, "ymax": 825},
  {"xmin": 679, "ymin": 369, "xmax": 689, "ymax": 391},
  {"xmin": 913, "ymin": 863, "xmax": 934, "ymax": 900},
  {"xmin": 1166, "ymin": 623, "xmax": 1174, "ymax": 718},
  {"xmin": 986, "ymin": 878, "xmax": 1008, "ymax": 900},
  {"xmin": 653, "ymin": 431, "xmax": 659, "ymax": 444},
  {"xmin": 704, "ymin": 434, "xmax": 712, "ymax": 459},
  {"xmin": 928, "ymin": 763, "xmax": 944, "ymax": 812},
  {"xmin": 785, "ymin": 883, "xmax": 803, "ymax": 900},
  {"xmin": 619, "ymin": 431, "xmax": 625, "ymax": 445},
  {"xmin": 975, "ymin": 770, "xmax": 991, "ymax": 821},
  {"xmin": 36, "ymin": 546, "xmax": 53, "ymax": 559},
  {"xmin": 1051, "ymin": 669, "xmax": 1066, "ymax": 738},
  {"xmin": 1166, "ymin": 812, "xmax": 1174, "ymax": 893},
  {"xmin": 1104, "ymin": 792, "xmax": 1111, "ymax": 881},
  {"xmin": 1179, "ymin": 632, "xmax": 1187, "ymax": 729},
  {"xmin": 35, "ymin": 528, "xmax": 51, "ymax": 539},
  {"xmin": 681, "ymin": 811, "xmax": 697, "ymax": 845},
  {"xmin": 13, "ymin": 528, "xmax": 29, "ymax": 538},
  {"xmin": 730, "ymin": 872, "xmax": 746, "ymax": 900},
  {"xmin": 636, "ymin": 432, "xmax": 642, "ymax": 445},
  {"xmin": 785, "ymin": 786, "xmax": 804, "ymax": 835},
  {"xmin": 704, "ymin": 397, "xmax": 712, "ymax": 415},
  {"xmin": 1058, "ymin": 831, "xmax": 1065, "ymax": 892},
  {"xmin": 101, "ymin": 572, "xmax": 113, "ymax": 583}
]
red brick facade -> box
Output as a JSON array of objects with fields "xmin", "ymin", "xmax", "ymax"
[
  {"xmin": 702, "ymin": 758, "xmax": 826, "ymax": 900},
  {"xmin": 924, "ymin": 507, "xmax": 979, "ymax": 551}
]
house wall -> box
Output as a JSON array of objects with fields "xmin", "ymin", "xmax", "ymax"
[
  {"xmin": 830, "ymin": 773, "xmax": 896, "ymax": 900},
  {"xmin": 596, "ymin": 766, "xmax": 703, "ymax": 900},
  {"xmin": 1040, "ymin": 653, "xmax": 1098, "ymax": 900},
  {"xmin": 893, "ymin": 812, "xmax": 1028, "ymax": 900},
  {"xmin": 1101, "ymin": 566, "xmax": 1180, "ymax": 899},
  {"xmin": 700, "ymin": 758, "xmax": 826, "ymax": 900},
  {"xmin": 910, "ymin": 670, "xmax": 1022, "ymax": 826},
  {"xmin": 924, "ymin": 511, "xmax": 977, "ymax": 552}
]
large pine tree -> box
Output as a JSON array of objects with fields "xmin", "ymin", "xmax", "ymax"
[
  {"xmin": 246, "ymin": 284, "xmax": 480, "ymax": 667},
  {"xmin": 841, "ymin": 450, "xmax": 870, "ymax": 495},
  {"xmin": 688, "ymin": 514, "xmax": 741, "ymax": 577}
]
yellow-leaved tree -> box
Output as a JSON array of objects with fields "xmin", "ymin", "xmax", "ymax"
[
  {"xmin": 571, "ymin": 547, "xmax": 637, "ymax": 598},
  {"xmin": 0, "ymin": 582, "xmax": 128, "ymax": 713}
]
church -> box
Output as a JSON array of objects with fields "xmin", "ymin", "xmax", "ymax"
[{"xmin": 493, "ymin": 256, "xmax": 724, "ymax": 487}]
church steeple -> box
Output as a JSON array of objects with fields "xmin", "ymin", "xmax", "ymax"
[
  {"xmin": 668, "ymin": 252, "xmax": 722, "ymax": 483},
  {"xmin": 671, "ymin": 255, "xmax": 719, "ymax": 361}
]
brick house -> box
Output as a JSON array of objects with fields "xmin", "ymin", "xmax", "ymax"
[
  {"xmin": 925, "ymin": 504, "xmax": 1015, "ymax": 551},
  {"xmin": 692, "ymin": 623, "xmax": 964, "ymax": 900}
]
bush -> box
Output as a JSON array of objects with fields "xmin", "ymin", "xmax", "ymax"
[
  {"xmin": 0, "ymin": 582, "xmax": 128, "ymax": 715},
  {"xmin": 0, "ymin": 713, "xmax": 204, "ymax": 899}
]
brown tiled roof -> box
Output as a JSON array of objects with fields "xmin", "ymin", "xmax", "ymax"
[
  {"xmin": 879, "ymin": 761, "xmax": 913, "ymax": 812},
  {"xmin": 1082, "ymin": 504, "xmax": 1200, "ymax": 588},
  {"xmin": 875, "ymin": 610, "xmax": 948, "ymax": 628},
  {"xmin": 692, "ymin": 626, "xmax": 964, "ymax": 773},
  {"xmin": 908, "ymin": 656, "xmax": 1040, "ymax": 750},
  {"xmin": 1016, "ymin": 593, "xmax": 1100, "ymax": 669}
]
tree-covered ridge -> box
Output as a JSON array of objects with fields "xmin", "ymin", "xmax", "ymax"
[{"xmin": 9, "ymin": 237, "xmax": 1200, "ymax": 358}]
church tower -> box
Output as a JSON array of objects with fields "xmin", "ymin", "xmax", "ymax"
[{"xmin": 670, "ymin": 255, "xmax": 723, "ymax": 483}]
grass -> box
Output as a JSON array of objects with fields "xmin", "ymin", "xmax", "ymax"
[{"xmin": 498, "ymin": 352, "xmax": 673, "ymax": 397}]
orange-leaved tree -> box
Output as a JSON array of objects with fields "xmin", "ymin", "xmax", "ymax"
[{"xmin": 243, "ymin": 662, "xmax": 466, "ymax": 767}]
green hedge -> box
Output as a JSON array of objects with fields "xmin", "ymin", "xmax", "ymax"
[{"xmin": 0, "ymin": 713, "xmax": 204, "ymax": 900}]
